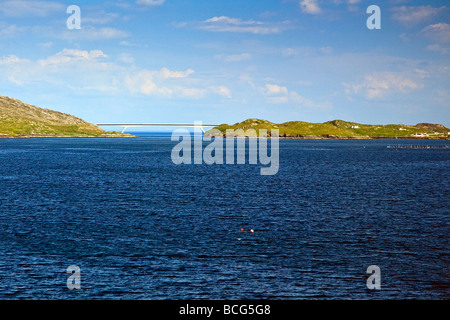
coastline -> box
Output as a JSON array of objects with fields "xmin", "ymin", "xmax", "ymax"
[
  {"xmin": 1, "ymin": 133, "xmax": 448, "ymax": 140},
  {"xmin": 206, "ymin": 135, "xmax": 450, "ymax": 140},
  {"xmin": 276, "ymin": 135, "xmax": 450, "ymax": 140},
  {"xmin": 0, "ymin": 133, "xmax": 136, "ymax": 139}
]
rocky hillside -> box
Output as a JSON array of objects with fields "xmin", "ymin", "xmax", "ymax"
[{"xmin": 0, "ymin": 95, "xmax": 106, "ymax": 136}]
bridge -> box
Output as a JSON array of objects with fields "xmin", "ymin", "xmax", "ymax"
[{"xmin": 96, "ymin": 123, "xmax": 219, "ymax": 134}]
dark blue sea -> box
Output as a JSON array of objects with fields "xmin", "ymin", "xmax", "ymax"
[{"xmin": 0, "ymin": 135, "xmax": 448, "ymax": 300}]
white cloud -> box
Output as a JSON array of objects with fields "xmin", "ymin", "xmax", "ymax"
[
  {"xmin": 60, "ymin": 27, "xmax": 129, "ymax": 41},
  {"xmin": 137, "ymin": 0, "xmax": 166, "ymax": 5},
  {"xmin": 290, "ymin": 92, "xmax": 332, "ymax": 110},
  {"xmin": 282, "ymin": 46, "xmax": 333, "ymax": 57},
  {"xmin": 421, "ymin": 23, "xmax": 450, "ymax": 43},
  {"xmin": 267, "ymin": 96, "xmax": 289, "ymax": 103},
  {"xmin": 125, "ymin": 67, "xmax": 197, "ymax": 97},
  {"xmin": 158, "ymin": 67, "xmax": 194, "ymax": 79},
  {"xmin": 0, "ymin": 24, "xmax": 25, "ymax": 38},
  {"xmin": 262, "ymin": 83, "xmax": 331, "ymax": 110},
  {"xmin": 0, "ymin": 23, "xmax": 26, "ymax": 38},
  {"xmin": 391, "ymin": 6, "xmax": 447, "ymax": 26},
  {"xmin": 118, "ymin": 53, "xmax": 135, "ymax": 64},
  {"xmin": 178, "ymin": 87, "xmax": 206, "ymax": 99},
  {"xmin": 0, "ymin": 0, "xmax": 65, "ymax": 17},
  {"xmin": 0, "ymin": 55, "xmax": 33, "ymax": 85},
  {"xmin": 124, "ymin": 68, "xmax": 231, "ymax": 99},
  {"xmin": 300, "ymin": 0, "xmax": 322, "ymax": 15},
  {"xmin": 210, "ymin": 86, "xmax": 232, "ymax": 98},
  {"xmin": 264, "ymin": 84, "xmax": 289, "ymax": 95},
  {"xmin": 331, "ymin": 0, "xmax": 361, "ymax": 11},
  {"xmin": 0, "ymin": 50, "xmax": 231, "ymax": 101},
  {"xmin": 216, "ymin": 53, "xmax": 252, "ymax": 62},
  {"xmin": 0, "ymin": 55, "xmax": 28, "ymax": 66},
  {"xmin": 191, "ymin": 16, "xmax": 288, "ymax": 34},
  {"xmin": 82, "ymin": 12, "xmax": 120, "ymax": 25},
  {"xmin": 125, "ymin": 70, "xmax": 173, "ymax": 96},
  {"xmin": 426, "ymin": 44, "xmax": 450, "ymax": 54},
  {"xmin": 345, "ymin": 71, "xmax": 423, "ymax": 99},
  {"xmin": 332, "ymin": 0, "xmax": 361, "ymax": 4},
  {"xmin": 38, "ymin": 41, "xmax": 54, "ymax": 48},
  {"xmin": 38, "ymin": 49, "xmax": 108, "ymax": 66}
]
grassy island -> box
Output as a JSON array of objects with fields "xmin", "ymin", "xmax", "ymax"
[{"xmin": 207, "ymin": 119, "xmax": 450, "ymax": 140}]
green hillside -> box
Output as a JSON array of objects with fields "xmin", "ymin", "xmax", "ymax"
[
  {"xmin": 207, "ymin": 118, "xmax": 450, "ymax": 139},
  {"xmin": 0, "ymin": 95, "xmax": 130, "ymax": 137}
]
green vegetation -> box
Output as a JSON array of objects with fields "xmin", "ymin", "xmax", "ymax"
[
  {"xmin": 207, "ymin": 118, "xmax": 450, "ymax": 139},
  {"xmin": 0, "ymin": 94, "xmax": 132, "ymax": 137}
]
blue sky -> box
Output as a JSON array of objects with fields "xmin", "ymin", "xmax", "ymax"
[{"xmin": 0, "ymin": 0, "xmax": 449, "ymax": 127}]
